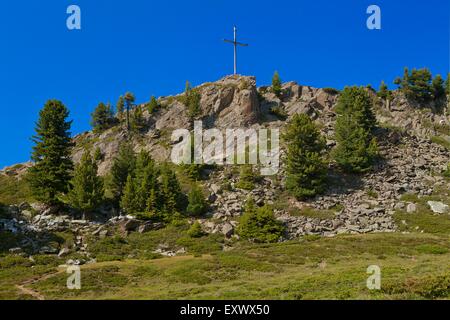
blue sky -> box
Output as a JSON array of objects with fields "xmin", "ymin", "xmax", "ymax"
[{"xmin": 0, "ymin": 0, "xmax": 448, "ymax": 168}]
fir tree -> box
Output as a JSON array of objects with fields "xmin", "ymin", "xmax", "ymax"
[
  {"xmin": 284, "ymin": 114, "xmax": 327, "ymax": 200},
  {"xmin": 333, "ymin": 87, "xmax": 378, "ymax": 173},
  {"xmin": 91, "ymin": 102, "xmax": 115, "ymax": 132},
  {"xmin": 27, "ymin": 100, "xmax": 74, "ymax": 204},
  {"xmin": 186, "ymin": 184, "xmax": 208, "ymax": 217},
  {"xmin": 272, "ymin": 71, "xmax": 282, "ymax": 97},
  {"xmin": 68, "ymin": 151, "xmax": 104, "ymax": 218}
]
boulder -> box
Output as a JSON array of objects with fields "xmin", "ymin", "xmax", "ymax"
[{"xmin": 427, "ymin": 201, "xmax": 449, "ymax": 214}]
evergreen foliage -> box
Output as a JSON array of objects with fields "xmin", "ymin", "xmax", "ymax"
[
  {"xmin": 27, "ymin": 100, "xmax": 74, "ymax": 204},
  {"xmin": 284, "ymin": 114, "xmax": 327, "ymax": 200}
]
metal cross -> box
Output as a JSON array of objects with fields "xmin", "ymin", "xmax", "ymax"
[{"xmin": 224, "ymin": 26, "xmax": 248, "ymax": 75}]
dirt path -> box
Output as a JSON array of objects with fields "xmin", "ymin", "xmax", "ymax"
[{"xmin": 15, "ymin": 269, "xmax": 65, "ymax": 300}]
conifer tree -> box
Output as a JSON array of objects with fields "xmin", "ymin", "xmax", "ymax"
[
  {"xmin": 131, "ymin": 106, "xmax": 145, "ymax": 132},
  {"xmin": 377, "ymin": 81, "xmax": 391, "ymax": 101},
  {"xmin": 68, "ymin": 151, "xmax": 104, "ymax": 218},
  {"xmin": 110, "ymin": 143, "xmax": 136, "ymax": 199},
  {"xmin": 148, "ymin": 96, "xmax": 159, "ymax": 114},
  {"xmin": 284, "ymin": 114, "xmax": 327, "ymax": 200},
  {"xmin": 333, "ymin": 87, "xmax": 378, "ymax": 173},
  {"xmin": 120, "ymin": 174, "xmax": 139, "ymax": 214},
  {"xmin": 183, "ymin": 81, "xmax": 201, "ymax": 119},
  {"xmin": 236, "ymin": 165, "xmax": 256, "ymax": 191},
  {"xmin": 394, "ymin": 67, "xmax": 433, "ymax": 103},
  {"xmin": 28, "ymin": 100, "xmax": 73, "ymax": 204},
  {"xmin": 124, "ymin": 92, "xmax": 135, "ymax": 130},
  {"xmin": 116, "ymin": 96, "xmax": 125, "ymax": 120},
  {"xmin": 237, "ymin": 203, "xmax": 284, "ymax": 243},
  {"xmin": 432, "ymin": 74, "xmax": 446, "ymax": 100},
  {"xmin": 159, "ymin": 165, "xmax": 186, "ymax": 217},
  {"xmin": 186, "ymin": 184, "xmax": 208, "ymax": 217},
  {"xmin": 272, "ymin": 71, "xmax": 282, "ymax": 97},
  {"xmin": 91, "ymin": 102, "xmax": 115, "ymax": 132}
]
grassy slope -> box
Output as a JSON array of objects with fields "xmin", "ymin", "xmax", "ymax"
[{"xmin": 24, "ymin": 233, "xmax": 450, "ymax": 300}]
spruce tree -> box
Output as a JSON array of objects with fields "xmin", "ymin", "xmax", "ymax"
[
  {"xmin": 333, "ymin": 87, "xmax": 378, "ymax": 173},
  {"xmin": 68, "ymin": 151, "xmax": 104, "ymax": 218},
  {"xmin": 183, "ymin": 81, "xmax": 201, "ymax": 119},
  {"xmin": 284, "ymin": 113, "xmax": 327, "ymax": 200},
  {"xmin": 394, "ymin": 67, "xmax": 433, "ymax": 103},
  {"xmin": 28, "ymin": 100, "xmax": 73, "ymax": 204},
  {"xmin": 186, "ymin": 184, "xmax": 208, "ymax": 217},
  {"xmin": 272, "ymin": 71, "xmax": 282, "ymax": 97},
  {"xmin": 110, "ymin": 143, "xmax": 136, "ymax": 199},
  {"xmin": 91, "ymin": 102, "xmax": 115, "ymax": 132}
]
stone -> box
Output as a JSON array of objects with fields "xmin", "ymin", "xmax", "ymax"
[
  {"xmin": 221, "ymin": 223, "xmax": 234, "ymax": 238},
  {"xmin": 406, "ymin": 203, "xmax": 417, "ymax": 213},
  {"xmin": 427, "ymin": 201, "xmax": 449, "ymax": 214},
  {"xmin": 119, "ymin": 219, "xmax": 141, "ymax": 232}
]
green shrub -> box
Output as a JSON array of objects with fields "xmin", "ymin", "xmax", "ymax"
[
  {"xmin": 236, "ymin": 165, "xmax": 257, "ymax": 191},
  {"xmin": 186, "ymin": 185, "xmax": 208, "ymax": 217},
  {"xmin": 187, "ymin": 221, "xmax": 205, "ymax": 238},
  {"xmin": 237, "ymin": 201, "xmax": 285, "ymax": 243}
]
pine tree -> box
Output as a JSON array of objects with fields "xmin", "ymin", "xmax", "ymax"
[
  {"xmin": 394, "ymin": 67, "xmax": 433, "ymax": 103},
  {"xmin": 183, "ymin": 81, "xmax": 201, "ymax": 119},
  {"xmin": 27, "ymin": 100, "xmax": 74, "ymax": 204},
  {"xmin": 120, "ymin": 174, "xmax": 139, "ymax": 214},
  {"xmin": 116, "ymin": 96, "xmax": 125, "ymax": 120},
  {"xmin": 68, "ymin": 151, "xmax": 104, "ymax": 218},
  {"xmin": 336, "ymin": 86, "xmax": 376, "ymax": 133},
  {"xmin": 333, "ymin": 87, "xmax": 378, "ymax": 173},
  {"xmin": 110, "ymin": 143, "xmax": 136, "ymax": 199},
  {"xmin": 432, "ymin": 74, "xmax": 446, "ymax": 100},
  {"xmin": 186, "ymin": 184, "xmax": 208, "ymax": 217},
  {"xmin": 124, "ymin": 92, "xmax": 135, "ymax": 130},
  {"xmin": 131, "ymin": 106, "xmax": 145, "ymax": 132},
  {"xmin": 272, "ymin": 71, "xmax": 282, "ymax": 97},
  {"xmin": 237, "ymin": 204, "xmax": 284, "ymax": 243},
  {"xmin": 148, "ymin": 96, "xmax": 159, "ymax": 114},
  {"xmin": 187, "ymin": 221, "xmax": 205, "ymax": 238},
  {"xmin": 284, "ymin": 113, "xmax": 327, "ymax": 200},
  {"xmin": 377, "ymin": 81, "xmax": 391, "ymax": 101},
  {"xmin": 135, "ymin": 151, "xmax": 159, "ymax": 213},
  {"xmin": 91, "ymin": 102, "xmax": 115, "ymax": 132},
  {"xmin": 236, "ymin": 165, "xmax": 256, "ymax": 191},
  {"xmin": 159, "ymin": 165, "xmax": 186, "ymax": 217}
]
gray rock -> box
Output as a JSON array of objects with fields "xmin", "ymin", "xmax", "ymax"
[
  {"xmin": 406, "ymin": 203, "xmax": 417, "ymax": 213},
  {"xmin": 427, "ymin": 201, "xmax": 449, "ymax": 214}
]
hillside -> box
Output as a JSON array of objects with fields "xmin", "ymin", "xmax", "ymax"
[{"xmin": 0, "ymin": 74, "xmax": 449, "ymax": 300}]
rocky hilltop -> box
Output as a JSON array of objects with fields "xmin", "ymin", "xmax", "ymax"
[{"xmin": 1, "ymin": 75, "xmax": 449, "ymax": 258}]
